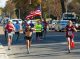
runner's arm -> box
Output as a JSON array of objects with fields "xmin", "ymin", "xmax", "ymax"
[
  {"xmin": 64, "ymin": 26, "xmax": 67, "ymax": 32},
  {"xmin": 73, "ymin": 27, "xmax": 77, "ymax": 32}
]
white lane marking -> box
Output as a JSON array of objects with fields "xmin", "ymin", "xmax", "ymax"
[
  {"xmin": 46, "ymin": 35, "xmax": 65, "ymax": 37},
  {"xmin": 32, "ymin": 42, "xmax": 80, "ymax": 46}
]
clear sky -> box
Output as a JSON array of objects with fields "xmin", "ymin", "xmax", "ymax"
[{"xmin": 0, "ymin": 0, "xmax": 7, "ymax": 8}]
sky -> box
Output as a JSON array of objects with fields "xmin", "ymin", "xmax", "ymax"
[{"xmin": 0, "ymin": 0, "xmax": 7, "ymax": 8}]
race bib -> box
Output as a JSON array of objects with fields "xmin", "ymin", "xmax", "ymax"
[{"xmin": 68, "ymin": 31, "xmax": 72, "ymax": 36}]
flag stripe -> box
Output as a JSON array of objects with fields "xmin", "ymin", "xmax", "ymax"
[{"xmin": 26, "ymin": 6, "xmax": 41, "ymax": 20}]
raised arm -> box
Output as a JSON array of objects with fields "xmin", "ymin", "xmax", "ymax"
[{"xmin": 73, "ymin": 27, "xmax": 77, "ymax": 32}]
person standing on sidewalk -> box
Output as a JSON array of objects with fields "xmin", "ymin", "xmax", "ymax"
[
  {"xmin": 25, "ymin": 25, "xmax": 33, "ymax": 54},
  {"xmin": 5, "ymin": 20, "xmax": 15, "ymax": 50},
  {"xmin": 42, "ymin": 19, "xmax": 48, "ymax": 38},
  {"xmin": 3, "ymin": 19, "xmax": 8, "ymax": 40},
  {"xmin": 29, "ymin": 21, "xmax": 34, "ymax": 28},
  {"xmin": 22, "ymin": 21, "xmax": 29, "ymax": 39},
  {"xmin": 65, "ymin": 20, "xmax": 77, "ymax": 53},
  {"xmin": 35, "ymin": 20, "xmax": 43, "ymax": 41},
  {"xmin": 14, "ymin": 21, "xmax": 20, "ymax": 41}
]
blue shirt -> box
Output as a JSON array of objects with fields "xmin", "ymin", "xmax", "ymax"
[
  {"xmin": 30, "ymin": 23, "xmax": 34, "ymax": 28},
  {"xmin": 14, "ymin": 23, "xmax": 20, "ymax": 32}
]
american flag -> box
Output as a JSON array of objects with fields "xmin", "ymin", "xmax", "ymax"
[
  {"xmin": 26, "ymin": 14, "xmax": 33, "ymax": 20},
  {"xmin": 34, "ymin": 6, "xmax": 41, "ymax": 16},
  {"xmin": 26, "ymin": 6, "xmax": 42, "ymax": 20},
  {"xmin": 34, "ymin": 10, "xmax": 41, "ymax": 16}
]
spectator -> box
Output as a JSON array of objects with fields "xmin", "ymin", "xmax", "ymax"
[
  {"xmin": 29, "ymin": 21, "xmax": 34, "ymax": 28},
  {"xmin": 35, "ymin": 20, "xmax": 43, "ymax": 41},
  {"xmin": 14, "ymin": 21, "xmax": 20, "ymax": 41}
]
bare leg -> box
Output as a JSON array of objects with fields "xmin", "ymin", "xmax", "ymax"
[
  {"xmin": 26, "ymin": 40, "xmax": 30, "ymax": 54},
  {"xmin": 67, "ymin": 37, "xmax": 71, "ymax": 53},
  {"xmin": 8, "ymin": 37, "xmax": 12, "ymax": 50},
  {"xmin": 29, "ymin": 41, "xmax": 31, "ymax": 48},
  {"xmin": 26, "ymin": 40, "xmax": 30, "ymax": 49}
]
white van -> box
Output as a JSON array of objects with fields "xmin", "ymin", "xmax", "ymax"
[
  {"xmin": 62, "ymin": 12, "xmax": 76, "ymax": 22},
  {"xmin": 11, "ymin": 19, "xmax": 22, "ymax": 24}
]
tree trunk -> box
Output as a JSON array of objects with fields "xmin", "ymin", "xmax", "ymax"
[{"xmin": 60, "ymin": 0, "xmax": 66, "ymax": 13}]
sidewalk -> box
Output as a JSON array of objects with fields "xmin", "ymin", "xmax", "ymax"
[
  {"xmin": 0, "ymin": 25, "xmax": 9, "ymax": 59},
  {"xmin": 0, "ymin": 43, "xmax": 9, "ymax": 59}
]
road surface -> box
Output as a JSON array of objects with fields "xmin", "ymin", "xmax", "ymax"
[{"xmin": 0, "ymin": 25, "xmax": 80, "ymax": 59}]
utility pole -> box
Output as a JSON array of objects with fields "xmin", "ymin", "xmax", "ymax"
[
  {"xmin": 40, "ymin": 2, "xmax": 43, "ymax": 20},
  {"xmin": 60, "ymin": 0, "xmax": 66, "ymax": 13},
  {"xmin": 29, "ymin": 0, "xmax": 32, "ymax": 4},
  {"xmin": 47, "ymin": 0, "xmax": 50, "ymax": 18},
  {"xmin": 0, "ymin": 8, "xmax": 2, "ymax": 15},
  {"xmin": 38, "ymin": 0, "xmax": 43, "ymax": 20},
  {"xmin": 19, "ymin": 9, "xmax": 20, "ymax": 19}
]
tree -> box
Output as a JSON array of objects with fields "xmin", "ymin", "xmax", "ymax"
[
  {"xmin": 53, "ymin": 0, "xmax": 62, "ymax": 19},
  {"xmin": 3, "ymin": 0, "xmax": 63, "ymax": 19},
  {"xmin": 67, "ymin": 0, "xmax": 80, "ymax": 14},
  {"xmin": 13, "ymin": 0, "xmax": 39, "ymax": 19},
  {"xmin": 60, "ymin": 0, "xmax": 66, "ymax": 13},
  {"xmin": 3, "ymin": 0, "xmax": 16, "ymax": 18}
]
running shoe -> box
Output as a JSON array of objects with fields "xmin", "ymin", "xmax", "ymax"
[
  {"xmin": 27, "ymin": 49, "xmax": 30, "ymax": 54},
  {"xmin": 68, "ymin": 49, "xmax": 71, "ymax": 53},
  {"xmin": 8, "ymin": 48, "xmax": 11, "ymax": 50}
]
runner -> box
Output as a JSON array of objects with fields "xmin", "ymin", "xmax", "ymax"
[
  {"xmin": 14, "ymin": 21, "xmax": 20, "ymax": 41},
  {"xmin": 5, "ymin": 20, "xmax": 15, "ymax": 50},
  {"xmin": 65, "ymin": 20, "xmax": 77, "ymax": 53},
  {"xmin": 25, "ymin": 25, "xmax": 33, "ymax": 54}
]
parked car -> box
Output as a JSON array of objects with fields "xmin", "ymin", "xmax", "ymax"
[
  {"xmin": 55, "ymin": 20, "xmax": 69, "ymax": 31},
  {"xmin": 48, "ymin": 20, "xmax": 59, "ymax": 30},
  {"xmin": 3, "ymin": 18, "xmax": 10, "ymax": 24}
]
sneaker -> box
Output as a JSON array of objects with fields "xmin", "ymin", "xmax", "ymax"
[
  {"xmin": 27, "ymin": 50, "xmax": 30, "ymax": 54},
  {"xmin": 8, "ymin": 48, "xmax": 11, "ymax": 50},
  {"xmin": 27, "ymin": 48, "xmax": 30, "ymax": 54},
  {"xmin": 68, "ymin": 49, "xmax": 71, "ymax": 53}
]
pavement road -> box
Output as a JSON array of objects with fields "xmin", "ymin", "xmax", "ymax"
[{"xmin": 0, "ymin": 25, "xmax": 80, "ymax": 59}]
